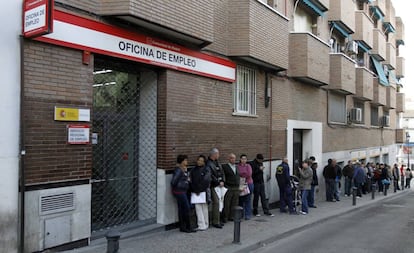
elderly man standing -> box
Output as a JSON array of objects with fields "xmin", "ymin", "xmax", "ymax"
[
  {"xmin": 206, "ymin": 148, "xmax": 225, "ymax": 229},
  {"xmin": 222, "ymin": 153, "xmax": 240, "ymax": 222}
]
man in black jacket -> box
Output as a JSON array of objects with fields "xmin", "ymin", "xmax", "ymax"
[
  {"xmin": 250, "ymin": 154, "xmax": 273, "ymax": 217},
  {"xmin": 206, "ymin": 148, "xmax": 224, "ymax": 228},
  {"xmin": 222, "ymin": 153, "xmax": 240, "ymax": 222}
]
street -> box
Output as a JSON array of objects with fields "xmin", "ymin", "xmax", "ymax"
[{"xmin": 253, "ymin": 191, "xmax": 414, "ymax": 253}]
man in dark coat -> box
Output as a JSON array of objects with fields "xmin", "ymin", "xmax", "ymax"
[
  {"xmin": 250, "ymin": 154, "xmax": 273, "ymax": 217},
  {"xmin": 276, "ymin": 158, "xmax": 296, "ymax": 214},
  {"xmin": 206, "ymin": 148, "xmax": 224, "ymax": 228},
  {"xmin": 222, "ymin": 153, "xmax": 240, "ymax": 222}
]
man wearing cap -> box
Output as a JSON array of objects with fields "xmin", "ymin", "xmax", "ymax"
[{"xmin": 250, "ymin": 154, "xmax": 273, "ymax": 217}]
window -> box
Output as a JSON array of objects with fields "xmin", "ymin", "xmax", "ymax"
[
  {"xmin": 354, "ymin": 100, "xmax": 365, "ymax": 124},
  {"xmin": 371, "ymin": 106, "xmax": 379, "ymax": 126},
  {"xmin": 294, "ymin": 6, "xmax": 317, "ymax": 34},
  {"xmin": 234, "ymin": 65, "xmax": 256, "ymax": 115},
  {"xmin": 328, "ymin": 92, "xmax": 346, "ymax": 124}
]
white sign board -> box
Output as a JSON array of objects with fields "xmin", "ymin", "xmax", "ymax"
[{"xmin": 67, "ymin": 125, "xmax": 90, "ymax": 144}]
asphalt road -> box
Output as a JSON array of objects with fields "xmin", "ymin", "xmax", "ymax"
[{"xmin": 253, "ymin": 191, "xmax": 414, "ymax": 253}]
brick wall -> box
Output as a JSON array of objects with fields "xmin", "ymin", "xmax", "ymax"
[
  {"xmin": 227, "ymin": 0, "xmax": 289, "ymax": 69},
  {"xmin": 157, "ymin": 69, "xmax": 272, "ymax": 169},
  {"xmin": 23, "ymin": 41, "xmax": 93, "ymax": 185},
  {"xmin": 98, "ymin": 0, "xmax": 214, "ymax": 44}
]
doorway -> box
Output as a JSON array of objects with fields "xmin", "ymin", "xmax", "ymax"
[{"xmin": 91, "ymin": 57, "xmax": 157, "ymax": 233}]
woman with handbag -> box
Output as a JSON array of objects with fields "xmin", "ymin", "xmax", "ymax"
[{"xmin": 237, "ymin": 154, "xmax": 254, "ymax": 220}]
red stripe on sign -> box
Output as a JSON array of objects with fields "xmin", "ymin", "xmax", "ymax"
[{"xmin": 52, "ymin": 10, "xmax": 236, "ymax": 69}]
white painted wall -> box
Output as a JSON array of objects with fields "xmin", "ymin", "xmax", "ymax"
[
  {"xmin": 24, "ymin": 185, "xmax": 91, "ymax": 252},
  {"xmin": 0, "ymin": 1, "xmax": 22, "ymax": 252}
]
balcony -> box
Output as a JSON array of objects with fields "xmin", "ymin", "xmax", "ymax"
[
  {"xmin": 372, "ymin": 0, "xmax": 386, "ymax": 15},
  {"xmin": 328, "ymin": 0, "xmax": 355, "ymax": 34},
  {"xmin": 396, "ymin": 17, "xmax": 405, "ymax": 46},
  {"xmin": 385, "ymin": 42, "xmax": 396, "ymax": 70},
  {"xmin": 99, "ymin": 0, "xmax": 214, "ymax": 46},
  {"xmin": 327, "ymin": 54, "xmax": 356, "ymax": 94},
  {"xmin": 289, "ymin": 33, "xmax": 330, "ymax": 86},
  {"xmin": 386, "ymin": 86, "xmax": 396, "ymax": 109},
  {"xmin": 354, "ymin": 11, "xmax": 374, "ymax": 49},
  {"xmin": 372, "ymin": 29, "xmax": 387, "ymax": 61},
  {"xmin": 372, "ymin": 82, "xmax": 387, "ymax": 106},
  {"xmin": 396, "ymin": 56, "xmax": 405, "ymax": 78},
  {"xmin": 227, "ymin": 0, "xmax": 289, "ymax": 70},
  {"xmin": 384, "ymin": 0, "xmax": 396, "ymax": 29},
  {"xmin": 355, "ymin": 67, "xmax": 374, "ymax": 101},
  {"xmin": 396, "ymin": 92, "xmax": 405, "ymax": 113},
  {"xmin": 396, "ymin": 129, "xmax": 406, "ymax": 143}
]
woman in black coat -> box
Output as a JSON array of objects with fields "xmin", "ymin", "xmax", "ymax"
[{"xmin": 171, "ymin": 154, "xmax": 196, "ymax": 233}]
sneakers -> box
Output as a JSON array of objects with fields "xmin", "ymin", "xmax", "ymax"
[
  {"xmin": 255, "ymin": 214, "xmax": 261, "ymax": 217},
  {"xmin": 299, "ymin": 211, "xmax": 308, "ymax": 215}
]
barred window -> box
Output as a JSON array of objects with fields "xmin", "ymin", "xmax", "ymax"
[{"xmin": 234, "ymin": 65, "xmax": 256, "ymax": 115}]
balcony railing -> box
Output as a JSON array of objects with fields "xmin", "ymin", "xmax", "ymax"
[
  {"xmin": 327, "ymin": 53, "xmax": 356, "ymax": 94},
  {"xmin": 355, "ymin": 67, "xmax": 374, "ymax": 101},
  {"xmin": 289, "ymin": 32, "xmax": 330, "ymax": 86}
]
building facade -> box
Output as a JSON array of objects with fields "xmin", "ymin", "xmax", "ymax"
[{"xmin": 3, "ymin": 0, "xmax": 407, "ymax": 252}]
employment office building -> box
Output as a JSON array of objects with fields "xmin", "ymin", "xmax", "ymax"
[{"xmin": 1, "ymin": 0, "xmax": 407, "ymax": 252}]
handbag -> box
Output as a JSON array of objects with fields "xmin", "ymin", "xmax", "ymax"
[
  {"xmin": 191, "ymin": 192, "xmax": 206, "ymax": 204},
  {"xmin": 239, "ymin": 177, "xmax": 250, "ymax": 196}
]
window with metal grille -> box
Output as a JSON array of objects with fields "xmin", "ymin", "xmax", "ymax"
[
  {"xmin": 328, "ymin": 92, "xmax": 346, "ymax": 124},
  {"xmin": 234, "ymin": 65, "xmax": 256, "ymax": 115}
]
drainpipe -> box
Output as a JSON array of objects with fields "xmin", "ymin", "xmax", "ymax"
[
  {"xmin": 19, "ymin": 36, "xmax": 26, "ymax": 253},
  {"xmin": 266, "ymin": 73, "xmax": 273, "ymax": 176}
]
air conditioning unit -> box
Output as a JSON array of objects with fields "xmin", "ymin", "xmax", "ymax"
[
  {"xmin": 381, "ymin": 115, "xmax": 390, "ymax": 127},
  {"xmin": 346, "ymin": 41, "xmax": 358, "ymax": 55},
  {"xmin": 350, "ymin": 108, "xmax": 362, "ymax": 123}
]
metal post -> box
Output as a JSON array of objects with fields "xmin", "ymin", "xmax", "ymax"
[
  {"xmin": 384, "ymin": 181, "xmax": 388, "ymax": 196},
  {"xmin": 106, "ymin": 230, "xmax": 121, "ymax": 253},
  {"xmin": 352, "ymin": 187, "xmax": 357, "ymax": 206},
  {"xmin": 233, "ymin": 206, "xmax": 244, "ymax": 244}
]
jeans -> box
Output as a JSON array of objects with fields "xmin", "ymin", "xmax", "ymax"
[
  {"xmin": 173, "ymin": 192, "xmax": 191, "ymax": 230},
  {"xmin": 279, "ymin": 185, "xmax": 294, "ymax": 213},
  {"xmin": 344, "ymin": 177, "xmax": 352, "ymax": 196},
  {"xmin": 301, "ymin": 189, "xmax": 310, "ymax": 213},
  {"xmin": 239, "ymin": 183, "xmax": 254, "ymax": 219},
  {"xmin": 308, "ymin": 185, "xmax": 316, "ymax": 207},
  {"xmin": 325, "ymin": 178, "xmax": 335, "ymax": 201},
  {"xmin": 354, "ymin": 182, "xmax": 362, "ymax": 197},
  {"xmin": 253, "ymin": 182, "xmax": 270, "ymax": 214}
]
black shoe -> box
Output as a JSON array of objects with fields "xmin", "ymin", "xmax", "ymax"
[
  {"xmin": 212, "ymin": 224, "xmax": 223, "ymax": 229},
  {"xmin": 253, "ymin": 209, "xmax": 258, "ymax": 216},
  {"xmin": 309, "ymin": 205, "xmax": 317, "ymax": 208},
  {"xmin": 289, "ymin": 211, "xmax": 299, "ymax": 215},
  {"xmin": 264, "ymin": 212, "xmax": 274, "ymax": 217},
  {"xmin": 228, "ymin": 218, "xmax": 234, "ymax": 222},
  {"xmin": 180, "ymin": 228, "xmax": 197, "ymax": 233}
]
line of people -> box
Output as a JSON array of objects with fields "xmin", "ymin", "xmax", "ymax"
[
  {"xmin": 171, "ymin": 150, "xmax": 413, "ymax": 233},
  {"xmin": 170, "ymin": 149, "xmax": 273, "ymax": 233}
]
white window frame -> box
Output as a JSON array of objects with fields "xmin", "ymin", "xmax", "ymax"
[{"xmin": 234, "ymin": 65, "xmax": 256, "ymax": 116}]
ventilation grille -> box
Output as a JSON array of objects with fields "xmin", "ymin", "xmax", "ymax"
[{"xmin": 40, "ymin": 192, "xmax": 75, "ymax": 215}]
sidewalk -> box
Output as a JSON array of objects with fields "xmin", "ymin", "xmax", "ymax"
[{"xmin": 63, "ymin": 189, "xmax": 410, "ymax": 253}]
